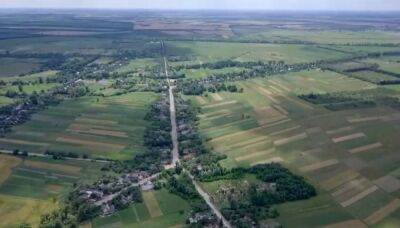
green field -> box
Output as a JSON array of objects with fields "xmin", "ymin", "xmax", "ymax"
[
  {"xmin": 180, "ymin": 67, "xmax": 248, "ymax": 79},
  {"xmin": 1, "ymin": 10, "xmax": 400, "ymax": 228},
  {"xmin": 2, "ymin": 70, "xmax": 58, "ymax": 83},
  {"xmin": 363, "ymin": 57, "xmax": 400, "ymax": 74},
  {"xmin": 0, "ymin": 58, "xmax": 44, "ymax": 77},
  {"xmin": 167, "ymin": 41, "xmax": 349, "ymax": 64},
  {"xmin": 237, "ymin": 29, "xmax": 400, "ymax": 45},
  {"xmin": 0, "ymin": 154, "xmax": 104, "ymax": 227},
  {"xmin": 1, "ymin": 92, "xmax": 158, "ymax": 160},
  {"xmin": 189, "ymin": 69, "xmax": 400, "ymax": 227},
  {"xmin": 92, "ymin": 189, "xmax": 190, "ymax": 228},
  {"xmin": 349, "ymin": 70, "xmax": 399, "ymax": 84},
  {"xmin": 114, "ymin": 58, "xmax": 158, "ymax": 73}
]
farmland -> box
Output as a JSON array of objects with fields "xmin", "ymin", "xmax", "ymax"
[
  {"xmin": 0, "ymin": 9, "xmax": 399, "ymax": 228},
  {"xmin": 188, "ymin": 69, "xmax": 400, "ymax": 226},
  {"xmin": 1, "ymin": 92, "xmax": 158, "ymax": 160},
  {"xmin": 92, "ymin": 189, "xmax": 190, "ymax": 228},
  {"xmin": 0, "ymin": 154, "xmax": 105, "ymax": 227},
  {"xmin": 167, "ymin": 41, "xmax": 349, "ymax": 64}
]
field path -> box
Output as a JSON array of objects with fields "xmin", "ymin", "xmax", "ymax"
[{"xmin": 162, "ymin": 41, "xmax": 232, "ymax": 228}]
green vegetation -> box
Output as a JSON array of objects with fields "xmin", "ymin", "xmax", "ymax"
[{"xmin": 1, "ymin": 10, "xmax": 400, "ymax": 228}]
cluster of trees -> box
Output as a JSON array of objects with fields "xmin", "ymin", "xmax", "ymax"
[
  {"xmin": 110, "ymin": 77, "xmax": 168, "ymax": 95},
  {"xmin": 249, "ymin": 164, "xmax": 316, "ymax": 203},
  {"xmin": 179, "ymin": 80, "xmax": 243, "ymax": 96},
  {"xmin": 219, "ymin": 164, "xmax": 316, "ymax": 227},
  {"xmin": 0, "ymin": 92, "xmax": 62, "ymax": 135},
  {"xmin": 39, "ymin": 189, "xmax": 102, "ymax": 227},
  {"xmin": 299, "ymin": 92, "xmax": 376, "ymax": 111},
  {"xmin": 184, "ymin": 153, "xmax": 235, "ymax": 182},
  {"xmin": 177, "ymin": 60, "xmax": 318, "ymax": 95},
  {"xmin": 158, "ymin": 168, "xmax": 219, "ymax": 227},
  {"xmin": 44, "ymin": 150, "xmax": 89, "ymax": 160},
  {"xmin": 111, "ymin": 186, "xmax": 142, "ymax": 210},
  {"xmin": 175, "ymin": 96, "xmax": 209, "ymax": 156},
  {"xmin": 167, "ymin": 172, "xmax": 199, "ymax": 200},
  {"xmin": 104, "ymin": 96, "xmax": 172, "ymax": 174},
  {"xmin": 300, "ymin": 87, "xmax": 400, "ymax": 111}
]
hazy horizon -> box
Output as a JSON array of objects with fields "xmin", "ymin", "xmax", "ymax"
[{"xmin": 1, "ymin": 0, "xmax": 400, "ymax": 11}]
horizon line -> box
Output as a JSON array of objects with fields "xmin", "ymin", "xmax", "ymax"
[{"xmin": 1, "ymin": 7, "xmax": 400, "ymax": 12}]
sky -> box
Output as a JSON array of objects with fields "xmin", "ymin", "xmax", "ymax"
[{"xmin": 0, "ymin": 0, "xmax": 399, "ymax": 11}]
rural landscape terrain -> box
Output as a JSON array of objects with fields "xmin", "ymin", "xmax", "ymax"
[{"xmin": 0, "ymin": 8, "xmax": 400, "ymax": 228}]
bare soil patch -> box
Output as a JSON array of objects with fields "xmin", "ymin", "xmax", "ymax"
[
  {"xmin": 0, "ymin": 155, "xmax": 21, "ymax": 184},
  {"xmin": 340, "ymin": 186, "xmax": 378, "ymax": 207},
  {"xmin": 273, "ymin": 132, "xmax": 307, "ymax": 146},
  {"xmin": 326, "ymin": 126, "xmax": 354, "ymax": 135},
  {"xmin": 349, "ymin": 142, "xmax": 382, "ymax": 154},
  {"xmin": 0, "ymin": 138, "xmax": 49, "ymax": 147},
  {"xmin": 235, "ymin": 148, "xmax": 275, "ymax": 162},
  {"xmin": 210, "ymin": 93, "xmax": 223, "ymax": 102},
  {"xmin": 364, "ymin": 199, "xmax": 400, "ymax": 225},
  {"xmin": 332, "ymin": 132, "xmax": 365, "ymax": 143}
]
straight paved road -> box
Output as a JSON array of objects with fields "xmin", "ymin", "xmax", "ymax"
[{"xmin": 161, "ymin": 41, "xmax": 232, "ymax": 228}]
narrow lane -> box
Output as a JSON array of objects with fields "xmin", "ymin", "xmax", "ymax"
[{"xmin": 161, "ymin": 41, "xmax": 232, "ymax": 228}]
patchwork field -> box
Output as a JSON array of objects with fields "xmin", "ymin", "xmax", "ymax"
[
  {"xmin": 189, "ymin": 70, "xmax": 400, "ymax": 227},
  {"xmin": 1, "ymin": 9, "xmax": 400, "ymax": 228},
  {"xmin": 1, "ymin": 92, "xmax": 159, "ymax": 160},
  {"xmin": 0, "ymin": 155, "xmax": 104, "ymax": 227},
  {"xmin": 92, "ymin": 189, "xmax": 190, "ymax": 228}
]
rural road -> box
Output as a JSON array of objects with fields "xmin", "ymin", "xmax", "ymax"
[
  {"xmin": 94, "ymin": 173, "xmax": 161, "ymax": 206},
  {"xmin": 161, "ymin": 41, "xmax": 232, "ymax": 228},
  {"xmin": 162, "ymin": 40, "xmax": 180, "ymax": 166}
]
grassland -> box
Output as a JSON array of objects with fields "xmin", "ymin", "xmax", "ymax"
[
  {"xmin": 114, "ymin": 58, "xmax": 157, "ymax": 73},
  {"xmin": 363, "ymin": 57, "xmax": 400, "ymax": 74},
  {"xmin": 167, "ymin": 41, "xmax": 349, "ymax": 64},
  {"xmin": 349, "ymin": 70, "xmax": 399, "ymax": 84},
  {"xmin": 180, "ymin": 67, "xmax": 248, "ymax": 79},
  {"xmin": 2, "ymin": 70, "xmax": 58, "ymax": 83},
  {"xmin": 188, "ymin": 68, "xmax": 400, "ymax": 227},
  {"xmin": 237, "ymin": 29, "xmax": 400, "ymax": 45},
  {"xmin": 1, "ymin": 92, "xmax": 159, "ymax": 160},
  {"xmin": 0, "ymin": 58, "xmax": 44, "ymax": 77},
  {"xmin": 92, "ymin": 189, "xmax": 190, "ymax": 228}
]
